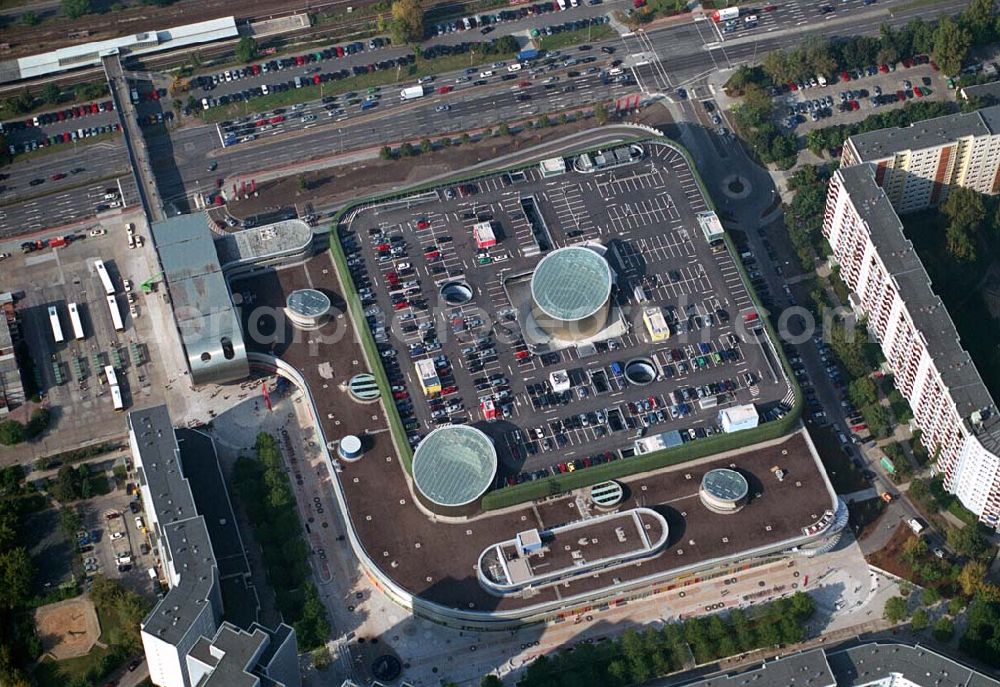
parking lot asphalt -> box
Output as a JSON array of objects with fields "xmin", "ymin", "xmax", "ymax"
[
  {"xmin": 773, "ymin": 60, "xmax": 951, "ymax": 135},
  {"xmin": 340, "ymin": 140, "xmax": 795, "ymax": 484}
]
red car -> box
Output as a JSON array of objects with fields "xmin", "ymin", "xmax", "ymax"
[
  {"xmin": 62, "ymin": 132, "xmax": 71, "ymax": 142},
  {"xmin": 313, "ymin": 74, "xmax": 321, "ymax": 85},
  {"xmin": 416, "ymin": 219, "xmax": 430, "ymax": 229},
  {"xmin": 514, "ymin": 350, "xmax": 530, "ymax": 360},
  {"xmin": 393, "ymin": 390, "xmax": 409, "ymax": 400},
  {"xmin": 335, "ymin": 46, "xmax": 345, "ymax": 57},
  {"xmin": 787, "ymin": 81, "xmax": 798, "ymax": 91},
  {"xmin": 255, "ymin": 118, "xmax": 267, "ymax": 127},
  {"xmin": 295, "ymin": 55, "xmax": 305, "ymax": 65},
  {"xmin": 437, "ymin": 85, "xmax": 454, "ymax": 94},
  {"xmin": 518, "ymin": 81, "xmax": 531, "ymax": 88},
  {"xmin": 375, "ymin": 243, "xmax": 390, "ymax": 251},
  {"xmin": 90, "ymin": 102, "xmax": 99, "ymax": 113},
  {"xmin": 56, "ymin": 111, "xmax": 65, "ymax": 121},
  {"xmin": 901, "ymin": 57, "xmax": 913, "ymax": 68},
  {"xmin": 913, "ymin": 87, "xmax": 923, "ymax": 97},
  {"xmin": 850, "ymin": 100, "xmax": 860, "ymax": 110},
  {"xmin": 840, "ymin": 71, "xmax": 850, "ymax": 82},
  {"xmin": 896, "ymin": 90, "xmax": 905, "ymax": 101},
  {"xmin": 51, "ymin": 173, "xmax": 66, "ymax": 180},
  {"xmin": 441, "ymin": 385, "xmax": 457, "ymax": 395},
  {"xmin": 392, "ymin": 300, "xmax": 409, "ymax": 310},
  {"xmin": 424, "ymin": 250, "xmax": 440, "ymax": 259},
  {"xmin": 647, "ymin": 395, "xmax": 658, "ymax": 409},
  {"xmin": 269, "ymin": 115, "xmax": 285, "ymax": 124}
]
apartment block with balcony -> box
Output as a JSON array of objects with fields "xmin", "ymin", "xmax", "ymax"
[
  {"xmin": 841, "ymin": 105, "xmax": 1000, "ymax": 213},
  {"xmin": 823, "ymin": 164, "xmax": 1000, "ymax": 527}
]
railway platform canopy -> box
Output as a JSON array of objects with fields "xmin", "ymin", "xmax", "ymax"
[{"xmin": 0, "ymin": 16, "xmax": 237, "ymax": 84}]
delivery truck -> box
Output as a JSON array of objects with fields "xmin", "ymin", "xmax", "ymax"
[
  {"xmin": 712, "ymin": 6, "xmax": 740, "ymax": 21},
  {"xmin": 400, "ymin": 85, "xmax": 425, "ymax": 101}
]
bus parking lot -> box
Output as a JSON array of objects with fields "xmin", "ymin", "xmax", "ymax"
[
  {"xmin": 339, "ymin": 140, "xmax": 795, "ymax": 485},
  {"xmin": 0, "ymin": 212, "xmax": 168, "ymax": 449}
]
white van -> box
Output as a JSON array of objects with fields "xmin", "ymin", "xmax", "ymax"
[
  {"xmin": 479, "ymin": 70, "xmax": 494, "ymax": 78},
  {"xmin": 608, "ymin": 67, "xmax": 624, "ymax": 76},
  {"xmin": 507, "ymin": 63, "xmax": 523, "ymax": 72}
]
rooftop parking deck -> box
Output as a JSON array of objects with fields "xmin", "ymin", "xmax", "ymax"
[{"xmin": 336, "ymin": 141, "xmax": 795, "ymax": 486}]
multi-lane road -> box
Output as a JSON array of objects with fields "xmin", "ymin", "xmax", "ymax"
[{"xmin": 0, "ymin": 0, "xmax": 972, "ymax": 237}]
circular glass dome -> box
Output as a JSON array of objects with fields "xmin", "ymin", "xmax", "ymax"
[
  {"xmin": 440, "ymin": 281, "xmax": 474, "ymax": 305},
  {"xmin": 412, "ymin": 425, "xmax": 497, "ymax": 508},
  {"xmin": 287, "ymin": 289, "xmax": 331, "ymax": 318},
  {"xmin": 701, "ymin": 468, "xmax": 749, "ymax": 503},
  {"xmin": 530, "ymin": 246, "xmax": 612, "ymax": 322}
]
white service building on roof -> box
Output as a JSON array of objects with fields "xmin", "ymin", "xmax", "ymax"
[
  {"xmin": 719, "ymin": 404, "xmax": 759, "ymax": 433},
  {"xmin": 538, "ymin": 157, "xmax": 567, "ymax": 177},
  {"xmin": 473, "ymin": 222, "xmax": 496, "ymax": 249},
  {"xmin": 696, "ymin": 211, "xmax": 725, "ymax": 243}
]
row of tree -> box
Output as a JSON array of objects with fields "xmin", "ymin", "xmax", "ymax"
[
  {"xmin": 0, "ymin": 473, "xmax": 45, "ymax": 687},
  {"xmin": 516, "ymin": 593, "xmax": 816, "ymax": 687},
  {"xmin": 231, "ymin": 433, "xmax": 330, "ymax": 650}
]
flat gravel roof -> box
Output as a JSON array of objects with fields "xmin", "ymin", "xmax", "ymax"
[{"xmin": 530, "ymin": 246, "xmax": 611, "ymax": 321}]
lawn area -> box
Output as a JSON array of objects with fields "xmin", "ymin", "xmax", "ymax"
[
  {"xmin": 200, "ymin": 49, "xmax": 519, "ymax": 125},
  {"xmin": 536, "ymin": 24, "xmax": 615, "ymax": 52},
  {"xmin": 809, "ymin": 425, "xmax": 869, "ymax": 493}
]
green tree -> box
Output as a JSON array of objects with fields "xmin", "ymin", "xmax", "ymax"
[
  {"xmin": 58, "ymin": 506, "xmax": 82, "ymax": 538},
  {"xmin": 460, "ymin": 132, "xmax": 471, "ymax": 144},
  {"xmin": 911, "ymin": 607, "xmax": 930, "ymax": 631},
  {"xmin": 0, "ymin": 420, "xmax": 24, "ymax": 446},
  {"xmin": 731, "ymin": 85, "xmax": 773, "ymax": 130},
  {"xmin": 379, "ymin": 145, "xmax": 393, "ymax": 160},
  {"xmin": 922, "ymin": 587, "xmax": 941, "ymax": 606},
  {"xmin": 848, "ymin": 377, "xmax": 877, "ymax": 408},
  {"xmin": 61, "ymin": 0, "xmax": 91, "ymax": 19},
  {"xmin": 948, "ymin": 597, "xmax": 965, "ymax": 615},
  {"xmin": 497, "ymin": 121, "xmax": 511, "ymax": 136},
  {"xmin": 312, "ymin": 646, "xmax": 331, "ymax": 670},
  {"xmin": 235, "ymin": 37, "xmax": 259, "ymax": 64},
  {"xmin": 495, "ymin": 35, "xmax": 519, "ymax": 54},
  {"xmin": 390, "ymin": 0, "xmax": 424, "ymax": 43},
  {"xmin": 946, "ymin": 223, "xmax": 977, "ymax": 262},
  {"xmin": 961, "ymin": 0, "xmax": 995, "ymax": 45},
  {"xmin": 420, "ymin": 137, "xmax": 432, "ymax": 153},
  {"xmin": 946, "ymin": 525, "xmax": 992, "ymax": 561},
  {"xmin": 804, "ymin": 36, "xmax": 837, "ymax": 76},
  {"xmin": 24, "ymin": 408, "xmax": 50, "ymax": 440},
  {"xmin": 480, "ymin": 676, "xmax": 503, "ymax": 687},
  {"xmin": 0, "ymin": 548, "xmax": 33, "ymax": 609},
  {"xmin": 960, "ymin": 598, "xmax": 1000, "ymax": 666},
  {"xmin": 595, "ymin": 102, "xmax": 609, "ymax": 125},
  {"xmin": 21, "ymin": 10, "xmax": 40, "ymax": 25},
  {"xmin": 761, "ymin": 49, "xmax": 797, "ymax": 84},
  {"xmin": 933, "ymin": 616, "xmax": 955, "ymax": 642},
  {"xmin": 399, "ymin": 141, "xmax": 415, "ymax": 157},
  {"xmin": 933, "ymin": 16, "xmax": 972, "ymax": 76},
  {"xmin": 884, "ymin": 596, "xmax": 909, "ymax": 622}
]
